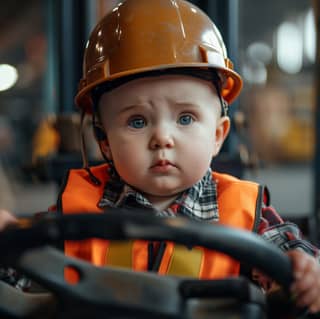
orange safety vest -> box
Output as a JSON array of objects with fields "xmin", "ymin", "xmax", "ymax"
[{"xmin": 57, "ymin": 164, "xmax": 263, "ymax": 280}]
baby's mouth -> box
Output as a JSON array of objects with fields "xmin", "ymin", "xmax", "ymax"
[
  {"xmin": 150, "ymin": 160, "xmax": 176, "ymax": 172},
  {"xmin": 151, "ymin": 160, "xmax": 174, "ymax": 167}
]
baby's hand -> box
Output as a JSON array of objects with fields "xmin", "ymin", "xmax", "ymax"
[
  {"xmin": 0, "ymin": 209, "xmax": 17, "ymax": 231},
  {"xmin": 288, "ymin": 249, "xmax": 320, "ymax": 313}
]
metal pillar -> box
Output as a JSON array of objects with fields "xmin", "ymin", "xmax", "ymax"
[
  {"xmin": 312, "ymin": 0, "xmax": 320, "ymax": 245},
  {"xmin": 60, "ymin": 0, "xmax": 88, "ymax": 113},
  {"xmin": 47, "ymin": 0, "xmax": 89, "ymax": 114}
]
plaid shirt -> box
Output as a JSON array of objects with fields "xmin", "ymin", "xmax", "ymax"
[
  {"xmin": 99, "ymin": 168, "xmax": 319, "ymax": 259},
  {"xmin": 99, "ymin": 169, "xmax": 219, "ymax": 221},
  {"xmin": 258, "ymin": 206, "xmax": 319, "ymax": 259}
]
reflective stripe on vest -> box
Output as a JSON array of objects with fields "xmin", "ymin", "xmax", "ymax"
[{"xmin": 59, "ymin": 164, "xmax": 262, "ymax": 280}]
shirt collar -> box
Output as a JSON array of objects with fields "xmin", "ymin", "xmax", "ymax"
[{"xmin": 98, "ymin": 169, "xmax": 219, "ymax": 222}]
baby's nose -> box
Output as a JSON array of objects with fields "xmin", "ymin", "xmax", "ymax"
[{"xmin": 149, "ymin": 127, "xmax": 174, "ymax": 149}]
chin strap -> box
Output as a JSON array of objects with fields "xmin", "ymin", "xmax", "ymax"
[{"xmin": 80, "ymin": 109, "xmax": 102, "ymax": 186}]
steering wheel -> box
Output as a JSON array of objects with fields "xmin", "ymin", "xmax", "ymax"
[{"xmin": 0, "ymin": 208, "xmax": 302, "ymax": 319}]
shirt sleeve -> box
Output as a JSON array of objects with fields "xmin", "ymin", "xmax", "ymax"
[
  {"xmin": 0, "ymin": 267, "xmax": 31, "ymax": 291},
  {"xmin": 0, "ymin": 210, "xmax": 54, "ymax": 292},
  {"xmin": 258, "ymin": 205, "xmax": 320, "ymax": 260}
]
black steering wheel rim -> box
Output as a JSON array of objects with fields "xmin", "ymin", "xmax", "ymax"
[{"xmin": 1, "ymin": 208, "xmax": 293, "ymax": 289}]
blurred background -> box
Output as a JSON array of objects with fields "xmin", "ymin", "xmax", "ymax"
[{"xmin": 0, "ymin": 0, "xmax": 319, "ymax": 243}]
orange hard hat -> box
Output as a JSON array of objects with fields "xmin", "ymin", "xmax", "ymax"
[{"xmin": 75, "ymin": 0, "xmax": 243, "ymax": 113}]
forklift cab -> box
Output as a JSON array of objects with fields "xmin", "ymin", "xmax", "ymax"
[{"xmin": 0, "ymin": 1, "xmax": 319, "ymax": 319}]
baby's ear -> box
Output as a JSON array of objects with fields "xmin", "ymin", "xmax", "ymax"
[
  {"xmin": 212, "ymin": 116, "xmax": 230, "ymax": 156},
  {"xmin": 93, "ymin": 125, "xmax": 113, "ymax": 160},
  {"xmin": 93, "ymin": 125, "xmax": 107, "ymax": 141},
  {"xmin": 99, "ymin": 138, "xmax": 113, "ymax": 160}
]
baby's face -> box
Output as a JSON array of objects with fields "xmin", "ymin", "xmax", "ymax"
[{"xmin": 98, "ymin": 75, "xmax": 229, "ymax": 203}]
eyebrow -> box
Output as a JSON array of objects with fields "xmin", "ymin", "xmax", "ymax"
[
  {"xmin": 173, "ymin": 102, "xmax": 200, "ymax": 109},
  {"xmin": 116, "ymin": 101, "xmax": 201, "ymax": 115},
  {"xmin": 117, "ymin": 104, "xmax": 146, "ymax": 114}
]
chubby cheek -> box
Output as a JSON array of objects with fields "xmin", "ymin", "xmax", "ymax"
[
  {"xmin": 186, "ymin": 128, "xmax": 216, "ymax": 159},
  {"xmin": 183, "ymin": 144, "xmax": 213, "ymax": 173},
  {"xmin": 177, "ymin": 135, "xmax": 214, "ymax": 181},
  {"xmin": 109, "ymin": 140, "xmax": 146, "ymax": 179}
]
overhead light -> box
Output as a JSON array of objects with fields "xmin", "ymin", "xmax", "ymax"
[
  {"xmin": 304, "ymin": 9, "xmax": 316, "ymax": 63},
  {"xmin": 276, "ymin": 22, "xmax": 303, "ymax": 74},
  {"xmin": 242, "ymin": 60, "xmax": 267, "ymax": 85},
  {"xmin": 0, "ymin": 64, "xmax": 18, "ymax": 92},
  {"xmin": 247, "ymin": 42, "xmax": 273, "ymax": 65}
]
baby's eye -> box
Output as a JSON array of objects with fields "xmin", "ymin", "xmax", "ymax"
[
  {"xmin": 178, "ymin": 114, "xmax": 193, "ymax": 125},
  {"xmin": 128, "ymin": 117, "xmax": 146, "ymax": 129}
]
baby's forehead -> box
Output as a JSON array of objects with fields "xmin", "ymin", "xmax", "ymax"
[
  {"xmin": 100, "ymin": 74, "xmax": 219, "ymax": 100},
  {"xmin": 98, "ymin": 79, "xmax": 220, "ymax": 117},
  {"xmin": 98, "ymin": 75, "xmax": 222, "ymax": 118}
]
